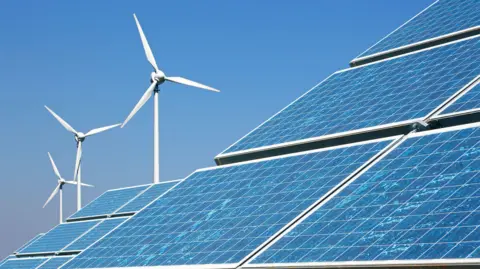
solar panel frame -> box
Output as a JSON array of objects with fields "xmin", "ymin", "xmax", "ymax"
[
  {"xmin": 61, "ymin": 136, "xmax": 400, "ymax": 269},
  {"xmin": 37, "ymin": 257, "xmax": 74, "ymax": 269},
  {"xmin": 431, "ymin": 77, "xmax": 480, "ymax": 119},
  {"xmin": 67, "ymin": 184, "xmax": 151, "ymax": 221},
  {"xmin": 217, "ymin": 35, "xmax": 480, "ymax": 161},
  {"xmin": 0, "ymin": 257, "xmax": 47, "ymax": 269},
  {"xmin": 351, "ymin": 0, "xmax": 480, "ymax": 66},
  {"xmin": 243, "ymin": 121, "xmax": 480, "ymax": 268}
]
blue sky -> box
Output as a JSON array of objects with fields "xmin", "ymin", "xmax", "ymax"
[{"xmin": 0, "ymin": 0, "xmax": 432, "ymax": 259}]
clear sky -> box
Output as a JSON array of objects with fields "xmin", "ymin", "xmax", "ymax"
[{"xmin": 0, "ymin": 0, "xmax": 432, "ymax": 259}]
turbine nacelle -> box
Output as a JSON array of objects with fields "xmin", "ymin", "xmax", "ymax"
[{"xmin": 151, "ymin": 70, "xmax": 166, "ymax": 84}]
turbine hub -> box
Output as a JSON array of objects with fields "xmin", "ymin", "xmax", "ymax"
[
  {"xmin": 76, "ymin": 132, "xmax": 85, "ymax": 142},
  {"xmin": 151, "ymin": 70, "xmax": 165, "ymax": 84}
]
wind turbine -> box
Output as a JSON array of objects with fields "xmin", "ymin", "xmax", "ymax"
[
  {"xmin": 122, "ymin": 14, "xmax": 220, "ymax": 184},
  {"xmin": 44, "ymin": 152, "xmax": 93, "ymax": 224},
  {"xmin": 44, "ymin": 105, "xmax": 120, "ymax": 210}
]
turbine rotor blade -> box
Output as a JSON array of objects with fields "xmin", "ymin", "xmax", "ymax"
[
  {"xmin": 44, "ymin": 106, "xmax": 77, "ymax": 134},
  {"xmin": 74, "ymin": 141, "xmax": 82, "ymax": 182},
  {"xmin": 133, "ymin": 13, "xmax": 159, "ymax": 71},
  {"xmin": 64, "ymin": 181, "xmax": 77, "ymax": 185},
  {"xmin": 65, "ymin": 181, "xmax": 94, "ymax": 187},
  {"xmin": 121, "ymin": 81, "xmax": 157, "ymax": 128},
  {"xmin": 85, "ymin": 123, "xmax": 121, "ymax": 137},
  {"xmin": 165, "ymin": 77, "xmax": 220, "ymax": 93},
  {"xmin": 47, "ymin": 152, "xmax": 61, "ymax": 179},
  {"xmin": 80, "ymin": 183, "xmax": 94, "ymax": 187},
  {"xmin": 43, "ymin": 184, "xmax": 60, "ymax": 208}
]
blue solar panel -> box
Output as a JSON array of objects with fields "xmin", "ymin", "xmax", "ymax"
[
  {"xmin": 0, "ymin": 258, "xmax": 46, "ymax": 269},
  {"xmin": 16, "ymin": 234, "xmax": 44, "ymax": 253},
  {"xmin": 221, "ymin": 36, "xmax": 480, "ymax": 155},
  {"xmin": 62, "ymin": 138, "xmax": 393, "ymax": 268},
  {"xmin": 19, "ymin": 220, "xmax": 99, "ymax": 254},
  {"xmin": 69, "ymin": 185, "xmax": 149, "ymax": 220},
  {"xmin": 439, "ymin": 82, "xmax": 480, "ymax": 116},
  {"xmin": 251, "ymin": 124, "xmax": 480, "ymax": 265},
  {"xmin": 116, "ymin": 181, "xmax": 179, "ymax": 213},
  {"xmin": 0, "ymin": 256, "xmax": 13, "ymax": 267},
  {"xmin": 357, "ymin": 0, "xmax": 480, "ymax": 59},
  {"xmin": 65, "ymin": 218, "xmax": 126, "ymax": 251},
  {"xmin": 37, "ymin": 257, "xmax": 73, "ymax": 269}
]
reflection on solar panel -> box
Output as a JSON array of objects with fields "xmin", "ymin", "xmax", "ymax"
[
  {"xmin": 251, "ymin": 124, "xmax": 480, "ymax": 265},
  {"xmin": 37, "ymin": 257, "xmax": 73, "ymax": 269},
  {"xmin": 221, "ymin": 36, "xmax": 480, "ymax": 155},
  {"xmin": 19, "ymin": 220, "xmax": 99, "ymax": 254},
  {"xmin": 438, "ymin": 80, "xmax": 480, "ymax": 116},
  {"xmin": 0, "ymin": 258, "xmax": 46, "ymax": 269},
  {"xmin": 69, "ymin": 185, "xmax": 149, "ymax": 220},
  {"xmin": 62, "ymin": 137, "xmax": 394, "ymax": 268},
  {"xmin": 356, "ymin": 0, "xmax": 480, "ymax": 59},
  {"xmin": 65, "ymin": 218, "xmax": 126, "ymax": 251},
  {"xmin": 15, "ymin": 234, "xmax": 44, "ymax": 253},
  {"xmin": 116, "ymin": 181, "xmax": 179, "ymax": 213}
]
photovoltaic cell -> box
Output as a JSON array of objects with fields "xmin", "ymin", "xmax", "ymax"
[
  {"xmin": 0, "ymin": 258, "xmax": 46, "ymax": 269},
  {"xmin": 62, "ymin": 138, "xmax": 393, "ymax": 268},
  {"xmin": 357, "ymin": 0, "xmax": 480, "ymax": 59},
  {"xmin": 15, "ymin": 234, "xmax": 44, "ymax": 253},
  {"xmin": 116, "ymin": 181, "xmax": 179, "ymax": 213},
  {"xmin": 251, "ymin": 125, "xmax": 480, "ymax": 265},
  {"xmin": 68, "ymin": 185, "xmax": 148, "ymax": 220},
  {"xmin": 37, "ymin": 257, "xmax": 73, "ymax": 269},
  {"xmin": 221, "ymin": 37, "xmax": 480, "ymax": 155},
  {"xmin": 19, "ymin": 220, "xmax": 99, "ymax": 254},
  {"xmin": 65, "ymin": 218, "xmax": 126, "ymax": 251},
  {"xmin": 439, "ymin": 82, "xmax": 480, "ymax": 116}
]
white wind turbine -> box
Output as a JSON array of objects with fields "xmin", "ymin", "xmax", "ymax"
[
  {"xmin": 122, "ymin": 14, "xmax": 220, "ymax": 183},
  {"xmin": 44, "ymin": 152, "xmax": 93, "ymax": 224},
  {"xmin": 44, "ymin": 106, "xmax": 120, "ymax": 210}
]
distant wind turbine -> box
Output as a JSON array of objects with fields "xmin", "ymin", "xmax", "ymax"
[
  {"xmin": 44, "ymin": 152, "xmax": 93, "ymax": 224},
  {"xmin": 44, "ymin": 105, "xmax": 120, "ymax": 210},
  {"xmin": 122, "ymin": 14, "xmax": 220, "ymax": 183}
]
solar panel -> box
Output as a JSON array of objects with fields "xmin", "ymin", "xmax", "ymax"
[
  {"xmin": 68, "ymin": 185, "xmax": 149, "ymax": 220},
  {"xmin": 62, "ymin": 137, "xmax": 395, "ymax": 268},
  {"xmin": 249, "ymin": 123, "xmax": 480, "ymax": 266},
  {"xmin": 19, "ymin": 220, "xmax": 99, "ymax": 254},
  {"xmin": 64, "ymin": 218, "xmax": 127, "ymax": 251},
  {"xmin": 436, "ymin": 80, "xmax": 480, "ymax": 117},
  {"xmin": 0, "ymin": 258, "xmax": 46, "ymax": 269},
  {"xmin": 15, "ymin": 234, "xmax": 44, "ymax": 253},
  {"xmin": 37, "ymin": 257, "xmax": 73, "ymax": 269},
  {"xmin": 0, "ymin": 256, "xmax": 13, "ymax": 267},
  {"xmin": 355, "ymin": 0, "xmax": 480, "ymax": 60},
  {"xmin": 219, "ymin": 36, "xmax": 480, "ymax": 156},
  {"xmin": 116, "ymin": 181, "xmax": 180, "ymax": 214}
]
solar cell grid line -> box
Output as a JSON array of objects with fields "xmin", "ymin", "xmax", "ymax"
[
  {"xmin": 63, "ymin": 218, "xmax": 128, "ymax": 251},
  {"xmin": 61, "ymin": 136, "xmax": 398, "ymax": 268},
  {"xmin": 433, "ymin": 78, "xmax": 480, "ymax": 118},
  {"xmin": 218, "ymin": 35, "xmax": 480, "ymax": 159},
  {"xmin": 246, "ymin": 122, "xmax": 480, "ymax": 268},
  {"xmin": 36, "ymin": 257, "xmax": 73, "ymax": 269},
  {"xmin": 0, "ymin": 257, "xmax": 47, "ymax": 269},
  {"xmin": 68, "ymin": 185, "xmax": 150, "ymax": 220},
  {"xmin": 353, "ymin": 0, "xmax": 480, "ymax": 63},
  {"xmin": 19, "ymin": 220, "xmax": 100, "ymax": 255},
  {"xmin": 115, "ymin": 180, "xmax": 182, "ymax": 214},
  {"xmin": 15, "ymin": 233, "xmax": 45, "ymax": 253}
]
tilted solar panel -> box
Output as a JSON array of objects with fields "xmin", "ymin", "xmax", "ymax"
[
  {"xmin": 68, "ymin": 185, "xmax": 149, "ymax": 220},
  {"xmin": 249, "ymin": 123, "xmax": 480, "ymax": 267},
  {"xmin": 219, "ymin": 36, "xmax": 480, "ymax": 157},
  {"xmin": 0, "ymin": 258, "xmax": 46, "ymax": 269},
  {"xmin": 15, "ymin": 233, "xmax": 44, "ymax": 253},
  {"xmin": 0, "ymin": 256, "xmax": 13, "ymax": 267},
  {"xmin": 64, "ymin": 218, "xmax": 127, "ymax": 251},
  {"xmin": 116, "ymin": 181, "xmax": 180, "ymax": 214},
  {"xmin": 19, "ymin": 220, "xmax": 99, "ymax": 254},
  {"xmin": 37, "ymin": 257, "xmax": 73, "ymax": 269},
  {"xmin": 62, "ymin": 137, "xmax": 395, "ymax": 268},
  {"xmin": 437, "ymin": 80, "xmax": 480, "ymax": 117},
  {"xmin": 355, "ymin": 0, "xmax": 480, "ymax": 61}
]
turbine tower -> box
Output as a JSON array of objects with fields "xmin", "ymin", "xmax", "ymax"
[
  {"xmin": 44, "ymin": 106, "xmax": 120, "ymax": 210},
  {"xmin": 44, "ymin": 152, "xmax": 93, "ymax": 223},
  {"xmin": 122, "ymin": 14, "xmax": 220, "ymax": 184}
]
